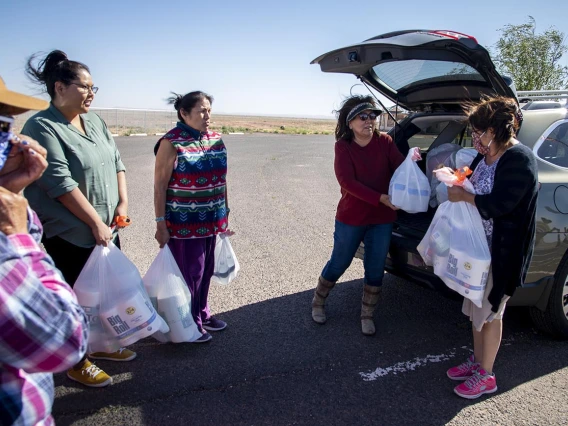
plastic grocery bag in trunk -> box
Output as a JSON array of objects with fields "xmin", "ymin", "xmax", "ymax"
[
  {"xmin": 434, "ymin": 149, "xmax": 478, "ymax": 205},
  {"xmin": 143, "ymin": 246, "xmax": 202, "ymax": 343},
  {"xmin": 425, "ymin": 144, "xmax": 461, "ymax": 179},
  {"xmin": 426, "ymin": 144, "xmax": 461, "ymax": 208},
  {"xmin": 211, "ymin": 233, "xmax": 240, "ymax": 285},
  {"xmin": 74, "ymin": 242, "xmax": 168, "ymax": 351},
  {"xmin": 389, "ymin": 148, "xmax": 430, "ymax": 213},
  {"xmin": 455, "ymin": 148, "xmax": 478, "ymax": 169},
  {"xmin": 417, "ymin": 168, "xmax": 491, "ymax": 307}
]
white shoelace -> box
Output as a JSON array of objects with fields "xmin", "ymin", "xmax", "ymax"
[{"xmin": 83, "ymin": 364, "xmax": 103, "ymax": 379}]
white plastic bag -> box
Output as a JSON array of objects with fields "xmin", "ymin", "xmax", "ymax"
[
  {"xmin": 211, "ymin": 233, "xmax": 240, "ymax": 285},
  {"xmin": 417, "ymin": 178, "xmax": 491, "ymax": 307},
  {"xmin": 425, "ymin": 144, "xmax": 461, "ymax": 179},
  {"xmin": 389, "ymin": 148, "xmax": 430, "ymax": 213},
  {"xmin": 455, "ymin": 148, "xmax": 478, "ymax": 169},
  {"xmin": 435, "ymin": 181, "xmax": 449, "ymax": 205},
  {"xmin": 74, "ymin": 242, "xmax": 168, "ymax": 351},
  {"xmin": 143, "ymin": 246, "xmax": 202, "ymax": 343},
  {"xmin": 426, "ymin": 144, "xmax": 461, "ymax": 208}
]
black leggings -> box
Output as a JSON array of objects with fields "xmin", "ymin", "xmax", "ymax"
[{"xmin": 42, "ymin": 235, "xmax": 121, "ymax": 288}]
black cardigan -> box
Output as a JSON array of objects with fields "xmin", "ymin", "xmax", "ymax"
[{"xmin": 470, "ymin": 144, "xmax": 539, "ymax": 312}]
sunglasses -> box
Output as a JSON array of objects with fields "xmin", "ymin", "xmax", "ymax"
[{"xmin": 358, "ymin": 112, "xmax": 378, "ymax": 121}]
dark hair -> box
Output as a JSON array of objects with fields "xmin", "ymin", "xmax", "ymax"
[
  {"xmin": 26, "ymin": 50, "xmax": 90, "ymax": 99},
  {"xmin": 167, "ymin": 91, "xmax": 214, "ymax": 121},
  {"xmin": 464, "ymin": 95, "xmax": 523, "ymax": 147},
  {"xmin": 334, "ymin": 95, "xmax": 379, "ymax": 141}
]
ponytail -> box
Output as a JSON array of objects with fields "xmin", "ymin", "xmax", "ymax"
[{"xmin": 26, "ymin": 50, "xmax": 90, "ymax": 99}]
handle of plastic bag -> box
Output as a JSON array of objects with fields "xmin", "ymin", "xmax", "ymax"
[
  {"xmin": 453, "ymin": 166, "xmax": 472, "ymax": 185},
  {"xmin": 110, "ymin": 216, "xmax": 131, "ymax": 232},
  {"xmin": 435, "ymin": 166, "xmax": 472, "ymax": 188},
  {"xmin": 409, "ymin": 147, "xmax": 422, "ymax": 162}
]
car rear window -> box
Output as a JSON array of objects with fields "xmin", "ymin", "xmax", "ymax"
[
  {"xmin": 537, "ymin": 122, "xmax": 568, "ymax": 168},
  {"xmin": 371, "ymin": 60, "xmax": 485, "ymax": 92}
]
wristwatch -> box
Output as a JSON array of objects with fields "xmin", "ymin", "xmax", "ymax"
[{"xmin": 155, "ymin": 216, "xmax": 165, "ymax": 222}]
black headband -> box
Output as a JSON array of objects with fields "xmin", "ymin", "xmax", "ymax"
[{"xmin": 346, "ymin": 102, "xmax": 382, "ymax": 124}]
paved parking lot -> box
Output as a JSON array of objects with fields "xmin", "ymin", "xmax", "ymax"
[{"xmin": 53, "ymin": 134, "xmax": 568, "ymax": 425}]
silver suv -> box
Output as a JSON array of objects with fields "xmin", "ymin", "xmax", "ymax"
[{"xmin": 312, "ymin": 30, "xmax": 568, "ymax": 338}]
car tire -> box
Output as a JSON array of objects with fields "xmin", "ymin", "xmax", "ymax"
[{"xmin": 530, "ymin": 253, "xmax": 568, "ymax": 339}]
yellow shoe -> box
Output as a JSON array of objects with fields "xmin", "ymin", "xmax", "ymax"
[
  {"xmin": 89, "ymin": 348, "xmax": 137, "ymax": 362},
  {"xmin": 66, "ymin": 360, "xmax": 112, "ymax": 388}
]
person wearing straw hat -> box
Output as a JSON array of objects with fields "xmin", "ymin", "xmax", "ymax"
[{"xmin": 0, "ymin": 76, "xmax": 89, "ymax": 426}]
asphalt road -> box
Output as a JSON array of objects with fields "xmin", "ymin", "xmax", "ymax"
[{"xmin": 53, "ymin": 134, "xmax": 568, "ymax": 426}]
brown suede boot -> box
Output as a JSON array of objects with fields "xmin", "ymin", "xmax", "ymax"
[
  {"xmin": 311, "ymin": 276, "xmax": 336, "ymax": 324},
  {"xmin": 361, "ymin": 285, "xmax": 381, "ymax": 335}
]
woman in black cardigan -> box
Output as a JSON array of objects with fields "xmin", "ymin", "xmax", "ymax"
[{"xmin": 445, "ymin": 96, "xmax": 538, "ymax": 399}]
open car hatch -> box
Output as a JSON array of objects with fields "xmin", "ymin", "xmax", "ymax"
[{"xmin": 311, "ymin": 30, "xmax": 516, "ymax": 111}]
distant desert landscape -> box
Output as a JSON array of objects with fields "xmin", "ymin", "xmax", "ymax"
[
  {"xmin": 13, "ymin": 109, "xmax": 338, "ymax": 136},
  {"xmin": 208, "ymin": 114, "xmax": 336, "ymax": 135}
]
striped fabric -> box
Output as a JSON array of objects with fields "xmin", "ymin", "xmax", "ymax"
[
  {"xmin": 160, "ymin": 124, "xmax": 228, "ymax": 239},
  {"xmin": 0, "ymin": 211, "xmax": 89, "ymax": 426}
]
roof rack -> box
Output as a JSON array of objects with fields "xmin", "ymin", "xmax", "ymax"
[{"xmin": 517, "ymin": 90, "xmax": 568, "ymax": 101}]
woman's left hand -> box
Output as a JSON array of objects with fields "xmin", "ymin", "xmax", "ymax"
[
  {"xmin": 113, "ymin": 202, "xmax": 129, "ymax": 228},
  {"xmin": 0, "ymin": 134, "xmax": 48, "ymax": 193},
  {"xmin": 447, "ymin": 185, "xmax": 465, "ymax": 203}
]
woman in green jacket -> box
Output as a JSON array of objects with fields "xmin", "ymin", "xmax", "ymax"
[{"xmin": 22, "ymin": 50, "xmax": 135, "ymax": 388}]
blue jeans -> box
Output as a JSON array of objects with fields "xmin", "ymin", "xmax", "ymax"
[{"xmin": 321, "ymin": 220, "xmax": 392, "ymax": 287}]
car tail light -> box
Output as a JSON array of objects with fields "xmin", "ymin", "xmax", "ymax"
[{"xmin": 429, "ymin": 30, "xmax": 478, "ymax": 44}]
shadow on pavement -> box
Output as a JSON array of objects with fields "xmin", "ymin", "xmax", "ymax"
[{"xmin": 52, "ymin": 276, "xmax": 568, "ymax": 426}]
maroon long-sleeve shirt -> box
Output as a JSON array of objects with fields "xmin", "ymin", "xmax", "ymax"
[{"xmin": 334, "ymin": 132, "xmax": 405, "ymax": 226}]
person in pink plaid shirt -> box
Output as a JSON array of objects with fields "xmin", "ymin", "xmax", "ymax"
[{"xmin": 0, "ymin": 77, "xmax": 89, "ymax": 425}]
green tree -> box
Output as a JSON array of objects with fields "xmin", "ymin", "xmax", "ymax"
[{"xmin": 493, "ymin": 17, "xmax": 568, "ymax": 90}]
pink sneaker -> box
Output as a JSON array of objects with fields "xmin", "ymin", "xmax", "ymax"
[
  {"xmin": 447, "ymin": 355, "xmax": 479, "ymax": 380},
  {"xmin": 454, "ymin": 368, "xmax": 497, "ymax": 399}
]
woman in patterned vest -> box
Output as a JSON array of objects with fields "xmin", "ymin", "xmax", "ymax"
[{"xmin": 154, "ymin": 91, "xmax": 230, "ymax": 343}]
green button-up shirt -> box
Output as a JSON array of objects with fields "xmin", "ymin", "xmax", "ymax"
[{"xmin": 22, "ymin": 104, "xmax": 126, "ymax": 248}]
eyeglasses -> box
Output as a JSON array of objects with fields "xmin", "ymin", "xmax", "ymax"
[
  {"xmin": 358, "ymin": 112, "xmax": 378, "ymax": 121},
  {"xmin": 70, "ymin": 82, "xmax": 99, "ymax": 94}
]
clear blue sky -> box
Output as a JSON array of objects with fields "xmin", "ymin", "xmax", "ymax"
[{"xmin": 3, "ymin": 0, "xmax": 567, "ymax": 118}]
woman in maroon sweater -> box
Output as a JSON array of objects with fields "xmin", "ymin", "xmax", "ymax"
[{"xmin": 311, "ymin": 95, "xmax": 404, "ymax": 335}]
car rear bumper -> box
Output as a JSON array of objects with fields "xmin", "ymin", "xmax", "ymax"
[{"xmin": 356, "ymin": 235, "xmax": 555, "ymax": 310}]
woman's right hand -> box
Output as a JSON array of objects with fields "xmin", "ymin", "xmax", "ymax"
[
  {"xmin": 380, "ymin": 194, "xmax": 399, "ymax": 211},
  {"xmin": 0, "ymin": 187, "xmax": 29, "ymax": 235},
  {"xmin": 155, "ymin": 223, "xmax": 170, "ymax": 248},
  {"xmin": 91, "ymin": 220, "xmax": 112, "ymax": 246}
]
